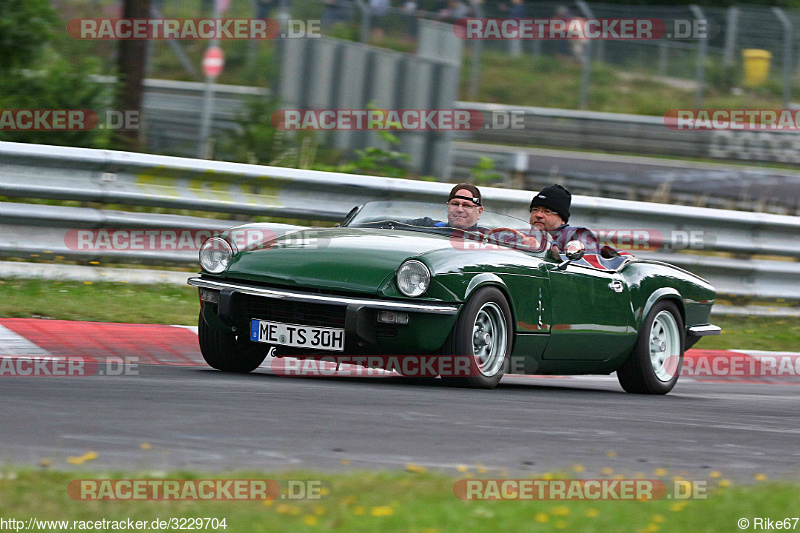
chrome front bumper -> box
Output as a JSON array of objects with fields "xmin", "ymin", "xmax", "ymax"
[{"xmin": 187, "ymin": 277, "xmax": 460, "ymax": 315}]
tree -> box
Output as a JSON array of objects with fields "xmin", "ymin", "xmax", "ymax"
[
  {"xmin": 0, "ymin": 0, "xmax": 56, "ymax": 70},
  {"xmin": 0, "ymin": 0, "xmax": 112, "ymax": 148},
  {"xmin": 115, "ymin": 0, "xmax": 151, "ymax": 151}
]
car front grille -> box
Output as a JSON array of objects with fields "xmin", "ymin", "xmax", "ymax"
[{"xmin": 241, "ymin": 294, "xmax": 346, "ymax": 328}]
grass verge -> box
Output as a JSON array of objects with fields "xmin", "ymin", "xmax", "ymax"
[
  {"xmin": 697, "ymin": 315, "xmax": 800, "ymax": 352},
  {"xmin": 465, "ymin": 52, "xmax": 790, "ymax": 115},
  {"xmin": 0, "ymin": 279, "xmax": 797, "ymax": 351},
  {"xmin": 0, "ymin": 279, "xmax": 197, "ymax": 326},
  {"xmin": 0, "ymin": 468, "xmax": 795, "ymax": 532}
]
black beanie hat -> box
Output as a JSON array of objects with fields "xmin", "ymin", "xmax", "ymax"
[{"xmin": 530, "ymin": 184, "xmax": 571, "ymax": 222}]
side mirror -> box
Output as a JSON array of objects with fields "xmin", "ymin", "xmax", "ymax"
[{"xmin": 558, "ymin": 240, "xmax": 585, "ymax": 270}]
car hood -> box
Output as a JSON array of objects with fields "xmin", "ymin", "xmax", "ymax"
[{"xmin": 222, "ymin": 227, "xmax": 462, "ymax": 294}]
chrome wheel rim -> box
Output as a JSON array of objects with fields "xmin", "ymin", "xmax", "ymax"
[
  {"xmin": 650, "ymin": 310, "xmax": 681, "ymax": 382},
  {"xmin": 472, "ymin": 302, "xmax": 508, "ymax": 377}
]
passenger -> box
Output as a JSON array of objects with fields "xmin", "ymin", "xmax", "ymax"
[
  {"xmin": 522, "ymin": 184, "xmax": 601, "ymax": 253},
  {"xmin": 406, "ymin": 183, "xmax": 484, "ymax": 231}
]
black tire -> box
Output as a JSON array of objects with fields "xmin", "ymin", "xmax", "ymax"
[
  {"xmin": 441, "ymin": 287, "xmax": 513, "ymax": 389},
  {"xmin": 617, "ymin": 300, "xmax": 684, "ymax": 395},
  {"xmin": 198, "ymin": 312, "xmax": 268, "ymax": 373}
]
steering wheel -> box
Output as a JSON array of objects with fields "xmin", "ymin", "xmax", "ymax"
[
  {"xmin": 485, "ymin": 227, "xmax": 529, "ymax": 241},
  {"xmin": 487, "ymin": 227, "xmax": 528, "ymax": 238},
  {"xmin": 484, "ymin": 227, "xmax": 542, "ymax": 250}
]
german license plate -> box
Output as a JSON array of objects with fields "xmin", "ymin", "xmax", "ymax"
[{"xmin": 250, "ymin": 319, "xmax": 345, "ymax": 352}]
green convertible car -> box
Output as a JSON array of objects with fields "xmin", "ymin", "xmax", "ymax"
[{"xmin": 189, "ymin": 201, "xmax": 720, "ymax": 394}]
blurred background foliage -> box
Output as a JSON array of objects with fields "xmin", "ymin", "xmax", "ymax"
[{"xmin": 0, "ymin": 0, "xmax": 115, "ymax": 147}]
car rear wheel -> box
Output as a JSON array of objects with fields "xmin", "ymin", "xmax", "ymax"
[
  {"xmin": 441, "ymin": 287, "xmax": 513, "ymax": 389},
  {"xmin": 198, "ymin": 312, "xmax": 268, "ymax": 373},
  {"xmin": 617, "ymin": 300, "xmax": 684, "ymax": 394}
]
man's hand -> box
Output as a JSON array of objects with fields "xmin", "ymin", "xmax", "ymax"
[{"xmin": 520, "ymin": 235, "xmax": 540, "ymax": 249}]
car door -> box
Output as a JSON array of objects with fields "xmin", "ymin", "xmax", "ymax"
[{"xmin": 542, "ymin": 262, "xmax": 637, "ymax": 361}]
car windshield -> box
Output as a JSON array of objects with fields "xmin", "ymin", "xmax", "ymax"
[{"xmin": 341, "ymin": 201, "xmax": 549, "ymax": 254}]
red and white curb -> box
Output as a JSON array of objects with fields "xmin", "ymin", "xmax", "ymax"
[
  {"xmin": 0, "ymin": 324, "xmax": 52, "ymax": 356},
  {"xmin": 0, "ymin": 318, "xmax": 797, "ymax": 384},
  {"xmin": 0, "ymin": 319, "xmax": 201, "ymax": 367}
]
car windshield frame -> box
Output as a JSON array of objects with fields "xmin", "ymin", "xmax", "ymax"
[{"xmin": 341, "ymin": 201, "xmax": 551, "ymax": 255}]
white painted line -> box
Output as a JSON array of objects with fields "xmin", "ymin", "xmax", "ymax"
[
  {"xmin": 0, "ymin": 261, "xmax": 193, "ymax": 286},
  {"xmin": 171, "ymin": 325, "xmax": 198, "ymax": 334},
  {"xmin": 737, "ymin": 350, "xmax": 800, "ymax": 357},
  {"xmin": 0, "ymin": 355, "xmax": 63, "ymax": 360},
  {"xmin": 0, "ymin": 325, "xmax": 50, "ymax": 356}
]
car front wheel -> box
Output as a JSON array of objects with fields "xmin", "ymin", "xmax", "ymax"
[
  {"xmin": 441, "ymin": 287, "xmax": 513, "ymax": 389},
  {"xmin": 198, "ymin": 312, "xmax": 268, "ymax": 373},
  {"xmin": 617, "ymin": 300, "xmax": 684, "ymax": 394}
]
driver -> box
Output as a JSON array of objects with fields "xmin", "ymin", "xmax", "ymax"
[{"xmin": 406, "ymin": 183, "xmax": 484, "ymax": 231}]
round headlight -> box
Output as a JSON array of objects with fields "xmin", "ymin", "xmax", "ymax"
[
  {"xmin": 199, "ymin": 237, "xmax": 234, "ymax": 274},
  {"xmin": 396, "ymin": 260, "xmax": 431, "ymax": 297}
]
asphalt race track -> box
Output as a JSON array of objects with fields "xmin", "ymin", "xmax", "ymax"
[{"xmin": 1, "ymin": 319, "xmax": 799, "ymax": 482}]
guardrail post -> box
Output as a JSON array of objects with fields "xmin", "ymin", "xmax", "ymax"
[
  {"xmin": 509, "ymin": 24, "xmax": 522, "ymax": 57},
  {"xmin": 197, "ymin": 0, "xmax": 221, "ymax": 158},
  {"xmin": 510, "ymin": 152, "xmax": 527, "ymax": 189},
  {"xmin": 468, "ymin": 3, "xmax": 484, "ymax": 101},
  {"xmin": 576, "ymin": 0, "xmax": 594, "ymax": 110},
  {"xmin": 772, "ymin": 7, "xmax": 793, "ymax": 109},
  {"xmin": 532, "ymin": 37, "xmax": 541, "ymax": 58},
  {"xmin": 690, "ymin": 5, "xmax": 707, "ymax": 109},
  {"xmin": 354, "ymin": 0, "xmax": 371, "ymax": 43},
  {"xmin": 723, "ymin": 7, "xmax": 738, "ymax": 66},
  {"xmin": 576, "ymin": 0, "xmax": 602, "ymax": 62},
  {"xmin": 245, "ymin": 0, "xmax": 258, "ymax": 74},
  {"xmin": 658, "ymin": 41, "xmax": 668, "ymax": 77}
]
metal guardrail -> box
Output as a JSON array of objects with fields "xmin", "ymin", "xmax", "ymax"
[
  {"xmin": 0, "ymin": 201, "xmax": 302, "ymax": 265},
  {"xmin": 455, "ymin": 101, "xmax": 800, "ymax": 168},
  {"xmin": 135, "ymin": 79, "xmax": 800, "ymax": 169},
  {"xmin": 1, "ymin": 141, "xmax": 800, "ymax": 300},
  {"xmin": 456, "ymin": 102, "xmax": 705, "ymax": 158},
  {"xmin": 451, "ymin": 141, "xmax": 800, "ymax": 216},
  {"xmin": 138, "ymin": 78, "xmax": 267, "ymax": 156},
  {"xmin": 0, "ymin": 141, "xmax": 462, "ymax": 221}
]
